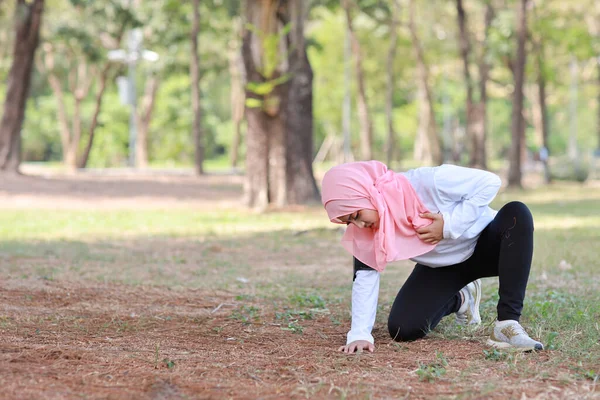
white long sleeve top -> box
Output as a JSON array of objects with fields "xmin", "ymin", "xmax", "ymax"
[{"xmin": 346, "ymin": 164, "xmax": 502, "ymax": 345}]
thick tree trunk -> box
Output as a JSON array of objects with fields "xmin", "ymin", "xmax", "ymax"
[
  {"xmin": 242, "ymin": 1, "xmax": 277, "ymax": 210},
  {"xmin": 191, "ymin": 0, "xmax": 203, "ymax": 175},
  {"xmin": 285, "ymin": 0, "xmax": 319, "ymax": 205},
  {"xmin": 243, "ymin": 83, "xmax": 270, "ymax": 210},
  {"xmin": 242, "ymin": 0, "xmax": 318, "ymax": 209},
  {"xmin": 342, "ymin": 0, "xmax": 373, "ymax": 161},
  {"xmin": 408, "ymin": 0, "xmax": 442, "ymax": 165},
  {"xmin": 0, "ymin": 0, "xmax": 44, "ymax": 172},
  {"xmin": 385, "ymin": 0, "xmax": 400, "ymax": 166},
  {"xmin": 508, "ymin": 0, "xmax": 529, "ymax": 188}
]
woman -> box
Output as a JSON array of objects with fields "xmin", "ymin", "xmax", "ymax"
[{"xmin": 321, "ymin": 161, "xmax": 544, "ymax": 353}]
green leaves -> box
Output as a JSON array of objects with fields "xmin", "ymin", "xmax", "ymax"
[{"xmin": 246, "ymin": 74, "xmax": 290, "ymax": 96}]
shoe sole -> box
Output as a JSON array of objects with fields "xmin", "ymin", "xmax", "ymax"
[
  {"xmin": 469, "ymin": 279, "xmax": 482, "ymax": 325},
  {"xmin": 486, "ymin": 339, "xmax": 542, "ymax": 352}
]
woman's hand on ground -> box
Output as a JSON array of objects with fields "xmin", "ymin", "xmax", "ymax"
[
  {"xmin": 338, "ymin": 340, "xmax": 374, "ymax": 354},
  {"xmin": 416, "ymin": 212, "xmax": 444, "ymax": 245}
]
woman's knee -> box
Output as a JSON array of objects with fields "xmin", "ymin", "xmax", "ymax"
[
  {"xmin": 388, "ymin": 320, "xmax": 428, "ymax": 342},
  {"xmin": 499, "ymin": 201, "xmax": 534, "ymax": 230}
]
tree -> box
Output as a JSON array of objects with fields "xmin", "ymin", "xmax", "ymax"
[
  {"xmin": 455, "ymin": 0, "xmax": 493, "ymax": 169},
  {"xmin": 0, "ymin": 0, "xmax": 44, "ymax": 173},
  {"xmin": 191, "ymin": 0, "xmax": 203, "ymax": 175},
  {"xmin": 242, "ymin": 0, "xmax": 319, "ymax": 209},
  {"xmin": 507, "ymin": 0, "xmax": 529, "ymax": 188},
  {"xmin": 408, "ymin": 0, "xmax": 442, "ymax": 165},
  {"xmin": 341, "ymin": 0, "xmax": 373, "ymax": 161},
  {"xmin": 39, "ymin": 1, "xmax": 134, "ymax": 171}
]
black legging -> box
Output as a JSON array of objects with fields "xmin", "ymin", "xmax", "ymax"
[{"xmin": 354, "ymin": 201, "xmax": 534, "ymax": 342}]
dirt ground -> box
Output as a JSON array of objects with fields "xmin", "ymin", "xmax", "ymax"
[{"xmin": 0, "ymin": 170, "xmax": 598, "ymax": 400}]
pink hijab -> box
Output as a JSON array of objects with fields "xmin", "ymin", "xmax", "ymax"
[{"xmin": 321, "ymin": 161, "xmax": 436, "ymax": 272}]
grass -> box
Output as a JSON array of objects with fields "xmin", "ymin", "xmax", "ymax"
[{"xmin": 1, "ymin": 179, "xmax": 600, "ymax": 398}]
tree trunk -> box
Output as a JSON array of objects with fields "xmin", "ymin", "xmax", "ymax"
[
  {"xmin": 508, "ymin": 0, "xmax": 529, "ymax": 188},
  {"xmin": 455, "ymin": 0, "xmax": 475, "ymax": 164},
  {"xmin": 0, "ymin": 0, "xmax": 44, "ymax": 172},
  {"xmin": 456, "ymin": 0, "xmax": 488, "ymax": 169},
  {"xmin": 66, "ymin": 95, "xmax": 83, "ymax": 172},
  {"xmin": 342, "ymin": 0, "xmax": 373, "ymax": 161},
  {"xmin": 285, "ymin": 0, "xmax": 320, "ymax": 205},
  {"xmin": 191, "ymin": 0, "xmax": 203, "ymax": 175},
  {"xmin": 385, "ymin": 0, "xmax": 400, "ymax": 166},
  {"xmin": 135, "ymin": 75, "xmax": 159, "ymax": 169},
  {"xmin": 45, "ymin": 48, "xmax": 93, "ymax": 173},
  {"xmin": 242, "ymin": 0, "xmax": 319, "ymax": 209},
  {"xmin": 408, "ymin": 0, "xmax": 442, "ymax": 165},
  {"xmin": 413, "ymin": 78, "xmax": 431, "ymax": 162},
  {"xmin": 242, "ymin": 1, "xmax": 273, "ymax": 210},
  {"xmin": 78, "ymin": 63, "xmax": 111, "ymax": 169},
  {"xmin": 78, "ymin": 23, "xmax": 128, "ymax": 170}
]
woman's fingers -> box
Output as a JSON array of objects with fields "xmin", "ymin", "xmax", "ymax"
[{"xmin": 338, "ymin": 342, "xmax": 375, "ymax": 354}]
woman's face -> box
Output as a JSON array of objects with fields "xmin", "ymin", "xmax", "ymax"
[{"xmin": 337, "ymin": 209, "xmax": 380, "ymax": 230}]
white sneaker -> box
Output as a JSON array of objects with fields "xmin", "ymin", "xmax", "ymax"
[
  {"xmin": 455, "ymin": 279, "xmax": 482, "ymax": 326},
  {"xmin": 487, "ymin": 320, "xmax": 544, "ymax": 351}
]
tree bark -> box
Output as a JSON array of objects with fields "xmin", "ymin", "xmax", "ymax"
[
  {"xmin": 191, "ymin": 0, "xmax": 203, "ymax": 175},
  {"xmin": 0, "ymin": 0, "xmax": 44, "ymax": 172},
  {"xmin": 242, "ymin": 0, "xmax": 278, "ymax": 210},
  {"xmin": 385, "ymin": 0, "xmax": 400, "ymax": 166},
  {"xmin": 285, "ymin": 0, "xmax": 320, "ymax": 205},
  {"xmin": 408, "ymin": 0, "xmax": 442, "ymax": 165},
  {"xmin": 242, "ymin": 0, "xmax": 319, "ymax": 209},
  {"xmin": 342, "ymin": 0, "xmax": 373, "ymax": 161},
  {"xmin": 508, "ymin": 0, "xmax": 529, "ymax": 188}
]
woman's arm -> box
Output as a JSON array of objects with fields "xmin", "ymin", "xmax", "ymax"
[
  {"xmin": 341, "ymin": 268, "xmax": 380, "ymax": 352},
  {"xmin": 435, "ymin": 165, "xmax": 501, "ymax": 239}
]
